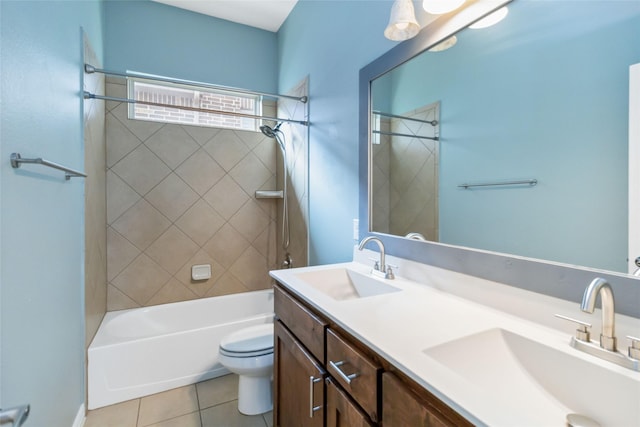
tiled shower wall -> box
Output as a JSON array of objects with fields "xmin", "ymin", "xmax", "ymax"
[
  {"xmin": 105, "ymin": 77, "xmax": 281, "ymax": 310},
  {"xmin": 372, "ymin": 103, "xmax": 440, "ymax": 239},
  {"xmin": 84, "ymin": 34, "xmax": 107, "ymax": 345}
]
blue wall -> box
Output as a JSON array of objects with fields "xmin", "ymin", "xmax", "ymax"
[
  {"xmin": 386, "ymin": 1, "xmax": 640, "ymax": 272},
  {"xmin": 278, "ymin": 0, "xmax": 397, "ymax": 264},
  {"xmin": 104, "ymin": 0, "xmax": 278, "ymax": 93},
  {"xmin": 0, "ymin": 0, "xmax": 104, "ymax": 425}
]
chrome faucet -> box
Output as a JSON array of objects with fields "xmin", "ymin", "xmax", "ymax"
[
  {"xmin": 555, "ymin": 277, "xmax": 638, "ymax": 371},
  {"xmin": 580, "ymin": 277, "xmax": 617, "ymax": 351},
  {"xmin": 358, "ymin": 236, "xmax": 391, "ymax": 278}
]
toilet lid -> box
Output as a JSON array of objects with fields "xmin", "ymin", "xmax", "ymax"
[{"xmin": 220, "ymin": 323, "xmax": 274, "ymax": 354}]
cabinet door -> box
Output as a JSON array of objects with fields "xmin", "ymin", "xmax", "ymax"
[
  {"xmin": 382, "ymin": 372, "xmax": 472, "ymax": 427},
  {"xmin": 326, "ymin": 378, "xmax": 373, "ymax": 427},
  {"xmin": 274, "ymin": 284, "xmax": 327, "ymax": 363},
  {"xmin": 274, "ymin": 320, "xmax": 325, "ymax": 427}
]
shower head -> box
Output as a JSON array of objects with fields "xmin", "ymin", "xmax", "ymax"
[{"xmin": 260, "ymin": 122, "xmax": 282, "ymax": 139}]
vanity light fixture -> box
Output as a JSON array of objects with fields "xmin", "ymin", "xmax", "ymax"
[
  {"xmin": 469, "ymin": 6, "xmax": 509, "ymax": 28},
  {"xmin": 384, "ymin": 0, "xmax": 421, "ymax": 41},
  {"xmin": 422, "ymin": 0, "xmax": 466, "ymax": 15}
]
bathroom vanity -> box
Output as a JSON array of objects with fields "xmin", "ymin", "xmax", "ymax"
[
  {"xmin": 270, "ymin": 251, "xmax": 640, "ymax": 427},
  {"xmin": 273, "ymin": 282, "xmax": 470, "ymax": 426}
]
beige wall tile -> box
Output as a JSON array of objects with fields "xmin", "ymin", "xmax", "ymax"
[
  {"xmin": 175, "ymin": 149, "xmax": 225, "ymax": 196},
  {"xmin": 145, "ymin": 126, "xmax": 199, "ymax": 170},
  {"xmin": 145, "ymin": 173, "xmax": 199, "ymax": 222},
  {"xmin": 251, "ymin": 137, "xmax": 277, "ymax": 174},
  {"xmin": 111, "ymin": 254, "xmax": 171, "ymax": 305},
  {"xmin": 230, "ymin": 246, "xmax": 271, "ymax": 291},
  {"xmin": 105, "ymin": 82, "xmax": 126, "ymax": 112},
  {"xmin": 182, "ymin": 124, "xmax": 220, "ymax": 146},
  {"xmin": 106, "ymin": 112, "xmax": 142, "ymax": 168},
  {"xmin": 107, "ymin": 284, "xmax": 140, "ymax": 311},
  {"xmin": 203, "ymin": 132, "xmax": 249, "ymax": 172},
  {"xmin": 145, "ymin": 226, "xmax": 199, "ymax": 275},
  {"xmin": 111, "ymin": 144, "xmax": 171, "ymax": 195},
  {"xmin": 229, "ymin": 152, "xmax": 271, "ymax": 195},
  {"xmin": 105, "ymin": 117, "xmax": 292, "ymax": 308},
  {"xmin": 202, "ymin": 175, "xmax": 249, "ymax": 220},
  {"xmin": 175, "ymin": 199, "xmax": 225, "ymax": 247},
  {"xmin": 112, "ymin": 199, "xmax": 171, "ymax": 251},
  {"xmin": 107, "ymin": 170, "xmax": 141, "ymax": 225},
  {"xmin": 107, "ymin": 227, "xmax": 140, "ymax": 282},
  {"xmin": 202, "ymin": 224, "xmax": 250, "ymax": 269},
  {"xmin": 146, "ymin": 278, "xmax": 199, "ymax": 306},
  {"xmin": 229, "ymin": 200, "xmax": 271, "ymax": 243},
  {"xmin": 206, "ymin": 272, "xmax": 250, "ymax": 298},
  {"xmin": 252, "ymin": 221, "xmax": 277, "ymax": 260}
]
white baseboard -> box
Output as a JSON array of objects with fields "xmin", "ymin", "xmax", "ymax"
[{"xmin": 72, "ymin": 403, "xmax": 85, "ymax": 427}]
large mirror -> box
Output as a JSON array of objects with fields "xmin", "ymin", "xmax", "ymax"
[{"xmin": 367, "ymin": 0, "xmax": 640, "ymax": 274}]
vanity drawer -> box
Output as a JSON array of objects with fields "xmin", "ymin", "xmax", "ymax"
[
  {"xmin": 274, "ymin": 283, "xmax": 327, "ymax": 363},
  {"xmin": 326, "ymin": 328, "xmax": 381, "ymax": 422}
]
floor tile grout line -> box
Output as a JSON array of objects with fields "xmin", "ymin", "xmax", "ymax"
[{"xmin": 135, "ymin": 397, "xmax": 142, "ymax": 427}]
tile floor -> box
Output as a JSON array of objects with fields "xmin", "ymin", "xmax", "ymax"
[{"xmin": 84, "ymin": 374, "xmax": 273, "ymax": 427}]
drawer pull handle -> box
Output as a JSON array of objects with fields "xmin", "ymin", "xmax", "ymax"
[
  {"xmin": 309, "ymin": 376, "xmax": 322, "ymax": 418},
  {"xmin": 329, "ymin": 360, "xmax": 359, "ymax": 384}
]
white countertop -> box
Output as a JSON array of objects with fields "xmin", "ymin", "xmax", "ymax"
[{"xmin": 270, "ymin": 248, "xmax": 640, "ymax": 427}]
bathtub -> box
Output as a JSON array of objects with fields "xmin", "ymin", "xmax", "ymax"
[{"xmin": 88, "ymin": 290, "xmax": 274, "ymax": 409}]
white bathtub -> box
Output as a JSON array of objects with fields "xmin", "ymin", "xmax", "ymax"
[{"xmin": 88, "ymin": 290, "xmax": 274, "ymax": 409}]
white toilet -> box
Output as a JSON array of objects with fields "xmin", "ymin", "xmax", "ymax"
[{"xmin": 218, "ymin": 323, "xmax": 274, "ymax": 415}]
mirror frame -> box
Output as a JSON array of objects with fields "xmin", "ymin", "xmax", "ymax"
[{"xmin": 358, "ymin": 0, "xmax": 640, "ymax": 318}]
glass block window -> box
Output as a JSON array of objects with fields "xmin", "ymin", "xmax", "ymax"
[{"xmin": 127, "ymin": 78, "xmax": 261, "ymax": 131}]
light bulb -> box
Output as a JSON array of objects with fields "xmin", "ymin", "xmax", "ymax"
[
  {"xmin": 396, "ymin": 22, "xmax": 409, "ymax": 30},
  {"xmin": 469, "ymin": 7, "xmax": 509, "ymax": 29},
  {"xmin": 422, "ymin": 0, "xmax": 466, "ymax": 15}
]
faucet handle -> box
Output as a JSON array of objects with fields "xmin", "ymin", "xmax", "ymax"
[
  {"xmin": 384, "ymin": 264, "xmax": 397, "ymax": 280},
  {"xmin": 626, "ymin": 335, "xmax": 640, "ymax": 360},
  {"xmin": 367, "ymin": 257, "xmax": 381, "ymax": 271},
  {"xmin": 385, "ymin": 264, "xmax": 398, "ymax": 280},
  {"xmin": 555, "ymin": 314, "xmax": 592, "ymax": 342}
]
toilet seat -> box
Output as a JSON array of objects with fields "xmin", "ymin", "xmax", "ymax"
[{"xmin": 219, "ymin": 323, "xmax": 274, "ymax": 358}]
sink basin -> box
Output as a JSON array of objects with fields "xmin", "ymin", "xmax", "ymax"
[
  {"xmin": 294, "ymin": 268, "xmax": 401, "ymax": 301},
  {"xmin": 423, "ymin": 328, "xmax": 640, "ymax": 426}
]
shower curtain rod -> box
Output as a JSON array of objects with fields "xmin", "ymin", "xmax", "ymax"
[
  {"xmin": 372, "ymin": 110, "xmax": 438, "ymax": 127},
  {"xmin": 84, "ymin": 64, "xmax": 308, "ymax": 104},
  {"xmin": 83, "ymin": 92, "xmax": 310, "ymax": 126},
  {"xmin": 372, "ymin": 130, "xmax": 439, "ymax": 141}
]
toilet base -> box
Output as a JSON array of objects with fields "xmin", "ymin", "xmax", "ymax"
[{"xmin": 237, "ymin": 375, "xmax": 273, "ymax": 415}]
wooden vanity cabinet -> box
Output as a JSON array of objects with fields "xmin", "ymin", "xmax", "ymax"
[
  {"xmin": 382, "ymin": 372, "xmax": 474, "ymax": 427},
  {"xmin": 274, "ymin": 282, "xmax": 472, "ymax": 427},
  {"xmin": 274, "ymin": 320, "xmax": 325, "ymax": 427},
  {"xmin": 274, "ymin": 285, "xmax": 328, "ymax": 427},
  {"xmin": 326, "ymin": 377, "xmax": 373, "ymax": 427}
]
